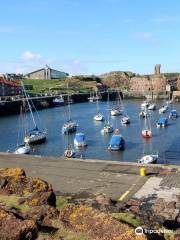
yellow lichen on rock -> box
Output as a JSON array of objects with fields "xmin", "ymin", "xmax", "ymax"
[
  {"xmin": 32, "ymin": 178, "xmax": 52, "ymax": 193},
  {"xmin": 61, "ymin": 204, "xmax": 147, "ymax": 240},
  {"xmin": 0, "ymin": 167, "xmax": 25, "ymax": 177}
]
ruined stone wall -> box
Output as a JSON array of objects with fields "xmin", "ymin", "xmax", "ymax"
[{"xmin": 129, "ymin": 75, "xmax": 166, "ymax": 94}]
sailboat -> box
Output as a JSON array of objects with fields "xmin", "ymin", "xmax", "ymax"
[
  {"xmin": 141, "ymin": 108, "xmax": 152, "ymax": 138},
  {"xmin": 62, "ymin": 83, "xmax": 78, "ymax": 134},
  {"xmin": 14, "ymin": 104, "xmax": 31, "ymax": 154},
  {"xmin": 94, "ymin": 91, "xmax": 104, "ymax": 121},
  {"xmin": 21, "ymin": 83, "xmax": 47, "ymax": 144},
  {"xmin": 111, "ymin": 91, "xmax": 123, "ymax": 116},
  {"xmin": 101, "ymin": 91, "xmax": 113, "ymax": 134},
  {"xmin": 120, "ymin": 96, "xmax": 130, "ymax": 125},
  {"xmin": 138, "ymin": 133, "xmax": 158, "ymax": 164}
]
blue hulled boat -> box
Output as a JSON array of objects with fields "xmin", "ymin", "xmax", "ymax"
[
  {"xmin": 169, "ymin": 109, "xmax": 178, "ymax": 119},
  {"xmin": 157, "ymin": 117, "xmax": 168, "ymax": 128},
  {"xmin": 108, "ymin": 133, "xmax": 125, "ymax": 151},
  {"xmin": 74, "ymin": 133, "xmax": 87, "ymax": 147}
]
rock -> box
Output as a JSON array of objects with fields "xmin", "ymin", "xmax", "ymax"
[
  {"xmin": 23, "ymin": 205, "xmax": 59, "ymax": 227},
  {"xmin": 0, "ymin": 207, "xmax": 37, "ymax": 240},
  {"xmin": 126, "ymin": 199, "xmax": 142, "ymax": 207},
  {"xmin": 60, "ymin": 204, "xmax": 147, "ymax": 240},
  {"xmin": 26, "ymin": 191, "xmax": 56, "ymax": 207},
  {"xmin": 0, "ymin": 168, "xmax": 26, "ymax": 177},
  {"xmin": 129, "ymin": 205, "xmax": 140, "ymax": 214},
  {"xmin": 0, "ymin": 175, "xmax": 53, "ymax": 196}
]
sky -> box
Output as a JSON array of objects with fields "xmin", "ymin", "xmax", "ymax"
[{"xmin": 0, "ymin": 0, "xmax": 180, "ymax": 75}]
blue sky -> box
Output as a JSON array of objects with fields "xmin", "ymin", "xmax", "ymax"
[{"xmin": 0, "ymin": 0, "xmax": 180, "ymax": 75}]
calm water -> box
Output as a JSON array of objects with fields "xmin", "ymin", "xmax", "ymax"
[{"xmin": 0, "ymin": 100, "xmax": 180, "ymax": 165}]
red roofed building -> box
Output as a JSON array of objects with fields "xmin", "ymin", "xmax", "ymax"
[{"xmin": 0, "ymin": 76, "xmax": 22, "ymax": 96}]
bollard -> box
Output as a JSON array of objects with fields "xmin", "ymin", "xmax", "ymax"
[{"xmin": 140, "ymin": 167, "xmax": 146, "ymax": 176}]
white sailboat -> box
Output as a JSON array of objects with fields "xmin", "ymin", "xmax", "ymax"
[
  {"xmin": 94, "ymin": 91, "xmax": 104, "ymax": 121},
  {"xmin": 14, "ymin": 105, "xmax": 31, "ymax": 154},
  {"xmin": 101, "ymin": 91, "xmax": 113, "ymax": 133},
  {"xmin": 62, "ymin": 83, "xmax": 78, "ymax": 134},
  {"xmin": 111, "ymin": 91, "xmax": 123, "ymax": 116},
  {"xmin": 138, "ymin": 136, "xmax": 158, "ymax": 164},
  {"xmin": 21, "ymin": 83, "xmax": 47, "ymax": 144},
  {"xmin": 141, "ymin": 108, "xmax": 152, "ymax": 138}
]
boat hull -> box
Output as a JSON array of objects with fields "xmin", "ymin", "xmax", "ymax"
[
  {"xmin": 94, "ymin": 114, "xmax": 104, "ymax": 121},
  {"xmin": 24, "ymin": 133, "xmax": 47, "ymax": 144},
  {"xmin": 14, "ymin": 145, "xmax": 30, "ymax": 154}
]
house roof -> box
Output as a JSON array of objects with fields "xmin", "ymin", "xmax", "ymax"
[
  {"xmin": 26, "ymin": 66, "xmax": 68, "ymax": 76},
  {"xmin": 0, "ymin": 77, "xmax": 21, "ymax": 87}
]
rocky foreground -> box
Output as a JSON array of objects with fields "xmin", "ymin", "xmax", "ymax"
[{"xmin": 0, "ymin": 167, "xmax": 179, "ymax": 240}]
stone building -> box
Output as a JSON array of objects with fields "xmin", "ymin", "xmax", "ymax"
[
  {"xmin": 26, "ymin": 65, "xmax": 69, "ymax": 80},
  {"xmin": 0, "ymin": 76, "xmax": 22, "ymax": 96}
]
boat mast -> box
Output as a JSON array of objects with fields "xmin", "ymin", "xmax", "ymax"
[
  {"xmin": 67, "ymin": 82, "xmax": 71, "ymax": 121},
  {"xmin": 96, "ymin": 91, "xmax": 99, "ymax": 114},
  {"xmin": 21, "ymin": 82, "xmax": 37, "ymax": 129},
  {"xmin": 107, "ymin": 91, "xmax": 110, "ymax": 123}
]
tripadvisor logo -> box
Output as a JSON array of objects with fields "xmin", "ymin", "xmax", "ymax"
[{"xmin": 135, "ymin": 227, "xmax": 144, "ymax": 235}]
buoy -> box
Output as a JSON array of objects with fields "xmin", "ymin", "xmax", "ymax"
[{"xmin": 140, "ymin": 167, "xmax": 146, "ymax": 176}]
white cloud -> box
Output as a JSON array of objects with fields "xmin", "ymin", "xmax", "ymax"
[
  {"xmin": 22, "ymin": 51, "xmax": 42, "ymax": 61},
  {"xmin": 151, "ymin": 16, "xmax": 179, "ymax": 23},
  {"xmin": 123, "ymin": 18, "xmax": 134, "ymax": 23},
  {"xmin": 131, "ymin": 32, "xmax": 160, "ymax": 43}
]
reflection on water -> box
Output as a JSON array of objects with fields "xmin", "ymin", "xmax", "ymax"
[{"xmin": 0, "ymin": 100, "xmax": 180, "ymax": 165}]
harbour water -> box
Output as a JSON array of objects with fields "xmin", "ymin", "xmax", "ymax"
[{"xmin": 0, "ymin": 100, "xmax": 180, "ymax": 165}]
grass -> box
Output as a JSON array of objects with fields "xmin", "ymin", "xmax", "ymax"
[
  {"xmin": 111, "ymin": 212, "xmax": 140, "ymax": 228},
  {"xmin": 38, "ymin": 220, "xmax": 89, "ymax": 240},
  {"xmin": 56, "ymin": 196, "xmax": 68, "ymax": 210},
  {"xmin": 0, "ymin": 194, "xmax": 30, "ymax": 212},
  {"xmin": 23, "ymin": 78, "xmax": 97, "ymax": 94}
]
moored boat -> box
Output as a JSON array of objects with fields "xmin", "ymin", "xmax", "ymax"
[
  {"xmin": 141, "ymin": 101, "xmax": 149, "ymax": 110},
  {"xmin": 138, "ymin": 154, "xmax": 158, "ymax": 164},
  {"xmin": 108, "ymin": 130, "xmax": 125, "ymax": 151},
  {"xmin": 53, "ymin": 96, "xmax": 64, "ymax": 106},
  {"xmin": 14, "ymin": 143, "xmax": 30, "ymax": 155},
  {"xmin": 74, "ymin": 133, "xmax": 87, "ymax": 147},
  {"xmin": 64, "ymin": 147, "xmax": 76, "ymax": 158},
  {"xmin": 156, "ymin": 117, "xmax": 168, "ymax": 128},
  {"xmin": 169, "ymin": 109, "xmax": 178, "ymax": 119},
  {"xmin": 148, "ymin": 103, "xmax": 156, "ymax": 110},
  {"xmin": 159, "ymin": 105, "xmax": 168, "ymax": 114},
  {"xmin": 24, "ymin": 127, "xmax": 47, "ymax": 144},
  {"xmin": 121, "ymin": 115, "xmax": 130, "ymax": 125},
  {"xmin": 139, "ymin": 111, "xmax": 147, "ymax": 118},
  {"xmin": 62, "ymin": 83, "xmax": 77, "ymax": 134},
  {"xmin": 94, "ymin": 91, "xmax": 104, "ymax": 121}
]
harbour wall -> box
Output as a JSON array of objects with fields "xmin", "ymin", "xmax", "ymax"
[{"xmin": 0, "ymin": 91, "xmax": 120, "ymax": 116}]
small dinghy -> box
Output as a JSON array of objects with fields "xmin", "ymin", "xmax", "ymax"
[
  {"xmin": 148, "ymin": 103, "xmax": 156, "ymax": 110},
  {"xmin": 139, "ymin": 111, "xmax": 147, "ymax": 118},
  {"xmin": 142, "ymin": 129, "xmax": 152, "ymax": 139},
  {"xmin": 111, "ymin": 108, "xmax": 122, "ymax": 116},
  {"xmin": 94, "ymin": 114, "xmax": 104, "ymax": 121},
  {"xmin": 157, "ymin": 117, "xmax": 168, "ymax": 128},
  {"xmin": 101, "ymin": 122, "xmax": 114, "ymax": 134},
  {"xmin": 121, "ymin": 115, "xmax": 130, "ymax": 125},
  {"xmin": 169, "ymin": 109, "xmax": 178, "ymax": 119},
  {"xmin": 74, "ymin": 133, "xmax": 87, "ymax": 147},
  {"xmin": 108, "ymin": 130, "xmax": 125, "ymax": 151},
  {"xmin": 53, "ymin": 96, "xmax": 64, "ymax": 106},
  {"xmin": 141, "ymin": 101, "xmax": 149, "ymax": 110},
  {"xmin": 64, "ymin": 148, "xmax": 76, "ymax": 158},
  {"xmin": 138, "ymin": 154, "xmax": 158, "ymax": 164},
  {"xmin": 14, "ymin": 143, "xmax": 30, "ymax": 155},
  {"xmin": 159, "ymin": 105, "xmax": 168, "ymax": 114}
]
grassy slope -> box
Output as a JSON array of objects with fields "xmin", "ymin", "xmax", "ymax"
[{"xmin": 23, "ymin": 78, "xmax": 97, "ymax": 94}]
